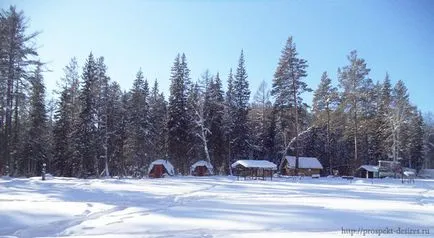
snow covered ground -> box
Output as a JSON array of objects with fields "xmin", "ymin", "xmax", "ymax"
[{"xmin": 1, "ymin": 176, "xmax": 433, "ymax": 238}]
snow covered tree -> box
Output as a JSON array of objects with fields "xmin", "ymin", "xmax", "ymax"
[
  {"xmin": 376, "ymin": 74, "xmax": 393, "ymax": 161},
  {"xmin": 338, "ymin": 50, "xmax": 370, "ymax": 173},
  {"xmin": 52, "ymin": 58, "xmax": 81, "ymax": 176},
  {"xmin": 408, "ymin": 110, "xmax": 424, "ymax": 170},
  {"xmin": 0, "ymin": 6, "xmax": 39, "ymax": 176},
  {"xmin": 94, "ymin": 57, "xmax": 111, "ymax": 177},
  {"xmin": 312, "ymin": 72, "xmax": 339, "ymax": 127},
  {"xmin": 231, "ymin": 50, "xmax": 251, "ymax": 160},
  {"xmin": 390, "ymin": 80, "xmax": 411, "ymax": 163},
  {"xmin": 189, "ymin": 82, "xmax": 210, "ymax": 164},
  {"xmin": 205, "ymin": 73, "xmax": 226, "ymax": 173},
  {"xmin": 423, "ymin": 113, "xmax": 434, "ymax": 169},
  {"xmin": 223, "ymin": 69, "xmax": 236, "ymax": 174},
  {"xmin": 357, "ymin": 77, "xmax": 379, "ymax": 165},
  {"xmin": 167, "ymin": 54, "xmax": 191, "ymax": 174},
  {"xmin": 75, "ymin": 52, "xmax": 99, "ymax": 177},
  {"xmin": 249, "ymin": 80, "xmax": 273, "ymax": 160},
  {"xmin": 21, "ymin": 64, "xmax": 47, "ymax": 176},
  {"xmin": 312, "ymin": 71, "xmax": 339, "ymax": 174},
  {"xmin": 271, "ymin": 36, "xmax": 310, "ymax": 174},
  {"xmin": 148, "ymin": 80, "xmax": 168, "ymax": 162},
  {"xmin": 106, "ymin": 82, "xmax": 128, "ymax": 177},
  {"xmin": 126, "ymin": 69, "xmax": 150, "ymax": 177}
]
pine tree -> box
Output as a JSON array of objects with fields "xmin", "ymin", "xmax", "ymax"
[
  {"xmin": 149, "ymin": 80, "xmax": 168, "ymax": 161},
  {"xmin": 0, "ymin": 6, "xmax": 39, "ymax": 175},
  {"xmin": 408, "ymin": 110, "xmax": 424, "ymax": 170},
  {"xmin": 53, "ymin": 88, "xmax": 73, "ymax": 176},
  {"xmin": 95, "ymin": 57, "xmax": 110, "ymax": 177},
  {"xmin": 52, "ymin": 58, "xmax": 80, "ymax": 176},
  {"xmin": 205, "ymin": 73, "xmax": 225, "ymax": 173},
  {"xmin": 21, "ymin": 64, "xmax": 47, "ymax": 176},
  {"xmin": 250, "ymin": 80, "xmax": 272, "ymax": 160},
  {"xmin": 167, "ymin": 54, "xmax": 191, "ymax": 174},
  {"xmin": 271, "ymin": 36, "xmax": 310, "ymax": 174},
  {"xmin": 312, "ymin": 71, "xmax": 339, "ymax": 174},
  {"xmin": 312, "ymin": 72, "xmax": 339, "ymax": 126},
  {"xmin": 117, "ymin": 91, "xmax": 130, "ymax": 177},
  {"xmin": 76, "ymin": 52, "xmax": 99, "ymax": 177},
  {"xmin": 423, "ymin": 113, "xmax": 434, "ymax": 169},
  {"xmin": 338, "ymin": 50, "xmax": 370, "ymax": 173},
  {"xmin": 377, "ymin": 74, "xmax": 393, "ymax": 161},
  {"xmin": 224, "ymin": 69, "xmax": 236, "ymax": 174},
  {"xmin": 189, "ymin": 82, "xmax": 210, "ymax": 164},
  {"xmin": 358, "ymin": 77, "xmax": 378, "ymax": 165},
  {"xmin": 391, "ymin": 80, "xmax": 411, "ymax": 163},
  {"xmin": 232, "ymin": 50, "xmax": 251, "ymax": 160},
  {"xmin": 106, "ymin": 82, "xmax": 127, "ymax": 177},
  {"xmin": 126, "ymin": 69, "xmax": 150, "ymax": 177}
]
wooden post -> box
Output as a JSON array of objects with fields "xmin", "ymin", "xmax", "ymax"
[{"xmin": 42, "ymin": 163, "xmax": 46, "ymax": 181}]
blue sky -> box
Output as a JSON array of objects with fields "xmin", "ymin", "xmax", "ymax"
[{"xmin": 2, "ymin": 0, "xmax": 434, "ymax": 113}]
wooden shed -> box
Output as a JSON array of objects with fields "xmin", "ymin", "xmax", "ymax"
[
  {"xmin": 231, "ymin": 160, "xmax": 277, "ymax": 180},
  {"xmin": 356, "ymin": 165, "xmax": 379, "ymax": 178},
  {"xmin": 280, "ymin": 156, "xmax": 323, "ymax": 176},
  {"xmin": 148, "ymin": 159, "xmax": 175, "ymax": 178},
  {"xmin": 190, "ymin": 160, "xmax": 214, "ymax": 176}
]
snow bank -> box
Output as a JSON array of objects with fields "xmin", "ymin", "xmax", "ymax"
[{"xmin": 147, "ymin": 159, "xmax": 175, "ymax": 175}]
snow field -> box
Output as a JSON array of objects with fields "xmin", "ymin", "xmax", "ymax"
[{"xmin": 0, "ymin": 176, "xmax": 433, "ymax": 237}]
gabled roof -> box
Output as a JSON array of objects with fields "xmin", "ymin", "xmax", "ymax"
[
  {"xmin": 148, "ymin": 159, "xmax": 175, "ymax": 176},
  {"xmin": 357, "ymin": 165, "xmax": 379, "ymax": 173},
  {"xmin": 231, "ymin": 160, "xmax": 277, "ymax": 170},
  {"xmin": 281, "ymin": 156, "xmax": 323, "ymax": 169},
  {"xmin": 190, "ymin": 160, "xmax": 214, "ymax": 174}
]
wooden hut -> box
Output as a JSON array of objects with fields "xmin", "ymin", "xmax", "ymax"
[
  {"xmin": 280, "ymin": 156, "xmax": 323, "ymax": 176},
  {"xmin": 378, "ymin": 160, "xmax": 401, "ymax": 178},
  {"xmin": 231, "ymin": 160, "xmax": 277, "ymax": 180},
  {"xmin": 148, "ymin": 159, "xmax": 175, "ymax": 178},
  {"xmin": 190, "ymin": 160, "xmax": 214, "ymax": 176},
  {"xmin": 356, "ymin": 165, "xmax": 379, "ymax": 178}
]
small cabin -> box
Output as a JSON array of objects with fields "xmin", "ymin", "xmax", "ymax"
[
  {"xmin": 280, "ymin": 156, "xmax": 323, "ymax": 176},
  {"xmin": 231, "ymin": 160, "xmax": 277, "ymax": 180},
  {"xmin": 378, "ymin": 160, "xmax": 401, "ymax": 178},
  {"xmin": 190, "ymin": 160, "xmax": 214, "ymax": 176},
  {"xmin": 148, "ymin": 159, "xmax": 175, "ymax": 178},
  {"xmin": 356, "ymin": 165, "xmax": 379, "ymax": 178}
]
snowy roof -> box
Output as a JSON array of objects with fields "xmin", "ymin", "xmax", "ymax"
[
  {"xmin": 231, "ymin": 160, "xmax": 277, "ymax": 170},
  {"xmin": 281, "ymin": 156, "xmax": 323, "ymax": 169},
  {"xmin": 358, "ymin": 165, "xmax": 379, "ymax": 173},
  {"xmin": 418, "ymin": 169, "xmax": 434, "ymax": 178},
  {"xmin": 404, "ymin": 171, "xmax": 416, "ymax": 177},
  {"xmin": 190, "ymin": 160, "xmax": 214, "ymax": 174},
  {"xmin": 148, "ymin": 159, "xmax": 175, "ymax": 176}
]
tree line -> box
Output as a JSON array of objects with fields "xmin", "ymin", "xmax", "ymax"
[{"xmin": 0, "ymin": 6, "xmax": 432, "ymax": 177}]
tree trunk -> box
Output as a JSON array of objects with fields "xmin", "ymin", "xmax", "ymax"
[
  {"xmin": 353, "ymin": 98, "xmax": 358, "ymax": 175},
  {"xmin": 293, "ymin": 80, "xmax": 299, "ymax": 176},
  {"xmin": 201, "ymin": 124, "xmax": 211, "ymax": 164},
  {"xmin": 327, "ymin": 101, "xmax": 331, "ymax": 175}
]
